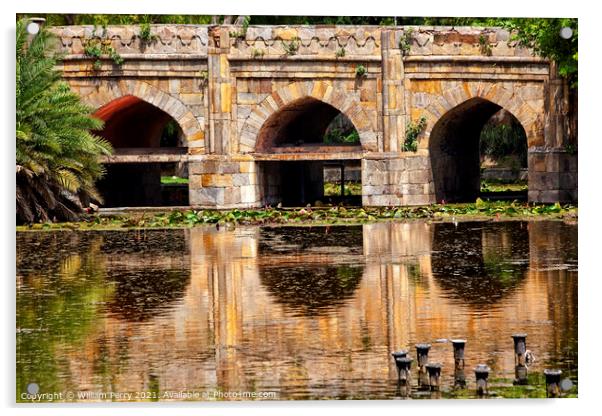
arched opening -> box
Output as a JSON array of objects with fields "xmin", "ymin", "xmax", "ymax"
[
  {"xmin": 429, "ymin": 97, "xmax": 528, "ymax": 203},
  {"xmin": 256, "ymin": 97, "xmax": 362, "ymax": 207},
  {"xmin": 93, "ymin": 96, "xmax": 189, "ymax": 208}
]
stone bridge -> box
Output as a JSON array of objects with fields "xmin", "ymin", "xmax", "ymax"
[{"xmin": 50, "ymin": 24, "xmax": 577, "ymax": 208}]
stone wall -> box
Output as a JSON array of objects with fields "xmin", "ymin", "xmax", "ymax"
[
  {"xmin": 49, "ymin": 24, "xmax": 577, "ymax": 207},
  {"xmin": 188, "ymin": 156, "xmax": 259, "ymax": 208},
  {"xmin": 481, "ymin": 168, "xmax": 528, "ymax": 182},
  {"xmin": 362, "ymin": 153, "xmax": 434, "ymax": 206}
]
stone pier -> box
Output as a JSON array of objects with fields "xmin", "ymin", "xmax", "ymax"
[{"xmin": 51, "ymin": 24, "xmax": 577, "ymax": 207}]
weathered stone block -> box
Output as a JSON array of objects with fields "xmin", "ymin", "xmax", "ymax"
[
  {"xmin": 189, "ymin": 161, "xmax": 217, "ymax": 175},
  {"xmin": 240, "ymin": 185, "xmax": 258, "ymax": 204},
  {"xmin": 202, "ymin": 174, "xmax": 233, "ymax": 187},
  {"xmin": 274, "ymin": 27, "xmax": 299, "ymax": 41},
  {"xmin": 239, "ymin": 161, "xmax": 256, "ymax": 173},
  {"xmin": 223, "ymin": 187, "xmax": 242, "ymax": 205},
  {"xmin": 217, "ymin": 162, "xmax": 240, "ymax": 174},
  {"xmin": 190, "ymin": 187, "xmax": 223, "ymax": 206},
  {"xmin": 560, "ymin": 172, "xmax": 577, "ymax": 190},
  {"xmin": 389, "ymin": 170, "xmax": 409, "ymax": 184},
  {"xmin": 530, "ymin": 154, "xmax": 546, "ymax": 172},
  {"xmin": 232, "ymin": 173, "xmax": 251, "ymax": 186},
  {"xmin": 362, "ymin": 185, "xmax": 388, "ymax": 196},
  {"xmin": 179, "ymin": 93, "xmax": 205, "ymax": 105},
  {"xmin": 408, "ymin": 169, "xmax": 430, "ymax": 184},
  {"xmin": 403, "ymin": 194, "xmax": 432, "ymax": 206},
  {"xmin": 404, "ymin": 184, "xmax": 426, "ymax": 195},
  {"xmin": 405, "ymin": 156, "xmax": 428, "ymax": 170}
]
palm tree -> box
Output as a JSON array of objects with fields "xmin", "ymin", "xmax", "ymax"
[{"xmin": 16, "ymin": 19, "xmax": 112, "ymax": 223}]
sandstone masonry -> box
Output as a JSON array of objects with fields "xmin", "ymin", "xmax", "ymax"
[{"xmin": 51, "ymin": 24, "xmax": 577, "ymax": 207}]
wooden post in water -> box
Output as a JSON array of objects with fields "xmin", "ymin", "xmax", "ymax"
[
  {"xmin": 416, "ymin": 343, "xmax": 431, "ymax": 389},
  {"xmin": 452, "ymin": 339, "xmax": 467, "ymax": 388},
  {"xmin": 474, "ymin": 364, "xmax": 490, "ymax": 396},
  {"xmin": 396, "ymin": 357, "xmax": 412, "ymax": 385},
  {"xmin": 544, "ymin": 369, "xmax": 563, "ymax": 398},
  {"xmin": 426, "ymin": 363, "xmax": 442, "ymax": 391},
  {"xmin": 391, "ymin": 350, "xmax": 408, "ymax": 381},
  {"xmin": 512, "ymin": 334, "xmax": 528, "ymax": 385}
]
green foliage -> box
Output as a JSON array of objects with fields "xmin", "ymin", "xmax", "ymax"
[
  {"xmin": 251, "ymin": 48, "xmax": 265, "ymax": 58},
  {"xmin": 230, "ymin": 15, "xmax": 251, "ymax": 40},
  {"xmin": 282, "ymin": 37, "xmax": 300, "ymax": 55},
  {"xmin": 480, "ymin": 122, "xmax": 528, "ymax": 166},
  {"xmin": 15, "ymin": 14, "xmax": 577, "ymax": 87},
  {"xmin": 324, "ymin": 181, "xmax": 362, "ymax": 196},
  {"xmin": 564, "ymin": 143, "xmax": 577, "ymax": 155},
  {"xmin": 403, "ymin": 116, "xmax": 427, "ymax": 152},
  {"xmin": 502, "ymin": 18, "xmax": 578, "ymax": 86},
  {"xmin": 159, "ymin": 120, "xmax": 180, "ymax": 147},
  {"xmin": 355, "ymin": 64, "xmax": 367, "ymax": 78},
  {"xmin": 18, "ymin": 201, "xmax": 577, "ymax": 230},
  {"xmin": 198, "ymin": 70, "xmax": 208, "ymax": 80},
  {"xmin": 139, "ymin": 22, "xmax": 157, "ymax": 43},
  {"xmin": 336, "ymin": 47, "xmax": 346, "ymax": 58},
  {"xmin": 161, "ymin": 176, "xmax": 189, "ymax": 185},
  {"xmin": 16, "ymin": 19, "xmax": 113, "ymax": 223},
  {"xmin": 17, "ymin": 13, "xmax": 214, "ymax": 26},
  {"xmin": 324, "ymin": 128, "xmax": 360, "ymax": 145},
  {"xmin": 399, "ymin": 28, "xmax": 413, "ymax": 56},
  {"xmin": 83, "ymin": 27, "xmax": 124, "ymax": 69},
  {"xmin": 479, "ymin": 34, "xmax": 492, "ymax": 56},
  {"xmin": 481, "ymin": 180, "xmax": 528, "ymax": 193}
]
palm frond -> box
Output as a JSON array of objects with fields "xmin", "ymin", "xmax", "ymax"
[{"xmin": 16, "ymin": 18, "xmax": 113, "ymax": 224}]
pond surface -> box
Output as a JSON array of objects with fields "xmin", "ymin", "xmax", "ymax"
[{"xmin": 16, "ymin": 220, "xmax": 577, "ymax": 401}]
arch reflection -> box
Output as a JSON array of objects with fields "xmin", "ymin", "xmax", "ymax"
[
  {"xmin": 16, "ymin": 220, "xmax": 578, "ymax": 399},
  {"xmin": 259, "ymin": 264, "xmax": 363, "ymax": 316},
  {"xmin": 101, "ymin": 229, "xmax": 191, "ymax": 322},
  {"xmin": 430, "ymin": 222, "xmax": 529, "ymax": 306},
  {"xmin": 106, "ymin": 268, "xmax": 190, "ymax": 322},
  {"xmin": 257, "ymin": 226, "xmax": 365, "ymax": 315}
]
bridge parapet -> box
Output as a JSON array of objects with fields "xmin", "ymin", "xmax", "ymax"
[
  {"xmin": 49, "ymin": 25, "xmax": 535, "ymax": 61},
  {"xmin": 49, "ymin": 25, "xmax": 209, "ymax": 58},
  {"xmin": 47, "ymin": 24, "xmax": 575, "ymax": 207}
]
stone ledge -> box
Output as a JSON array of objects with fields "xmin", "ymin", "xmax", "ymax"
[
  {"xmin": 61, "ymin": 54, "xmax": 209, "ymax": 61},
  {"xmin": 227, "ymin": 55, "xmax": 381, "ymax": 62},
  {"xmin": 403, "ymin": 55, "xmax": 547, "ymax": 63},
  {"xmin": 251, "ymin": 152, "xmax": 364, "ymax": 161}
]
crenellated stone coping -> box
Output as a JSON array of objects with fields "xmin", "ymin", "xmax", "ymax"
[
  {"xmin": 60, "ymin": 53, "xmax": 208, "ymax": 60},
  {"xmin": 230, "ymin": 25, "xmax": 532, "ymax": 58},
  {"xmin": 48, "ymin": 24, "xmax": 534, "ymax": 58},
  {"xmin": 227, "ymin": 54, "xmax": 382, "ymax": 62},
  {"xmin": 229, "ymin": 31, "xmax": 381, "ymax": 57},
  {"xmin": 48, "ymin": 25, "xmax": 209, "ymax": 56}
]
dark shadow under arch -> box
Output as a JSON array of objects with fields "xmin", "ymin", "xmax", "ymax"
[
  {"xmin": 429, "ymin": 97, "xmax": 528, "ymax": 203},
  {"xmin": 94, "ymin": 96, "xmax": 189, "ymax": 208},
  {"xmin": 256, "ymin": 96, "xmax": 360, "ymax": 151},
  {"xmin": 255, "ymin": 97, "xmax": 362, "ymax": 207},
  {"xmin": 93, "ymin": 95, "xmax": 185, "ymax": 149}
]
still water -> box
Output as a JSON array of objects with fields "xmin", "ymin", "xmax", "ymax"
[{"xmin": 16, "ymin": 220, "xmax": 577, "ymax": 401}]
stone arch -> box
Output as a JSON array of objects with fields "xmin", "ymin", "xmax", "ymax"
[
  {"xmin": 238, "ymin": 80, "xmax": 378, "ymax": 152},
  {"xmin": 417, "ymin": 81, "xmax": 544, "ymax": 150},
  {"xmin": 425, "ymin": 87, "xmax": 540, "ymax": 203},
  {"xmin": 80, "ymin": 79, "xmax": 205, "ymax": 150}
]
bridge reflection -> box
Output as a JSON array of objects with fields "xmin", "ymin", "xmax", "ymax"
[{"xmin": 17, "ymin": 221, "xmax": 577, "ymax": 398}]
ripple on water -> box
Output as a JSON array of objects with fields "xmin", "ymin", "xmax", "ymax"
[{"xmin": 16, "ymin": 221, "xmax": 578, "ymax": 400}]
